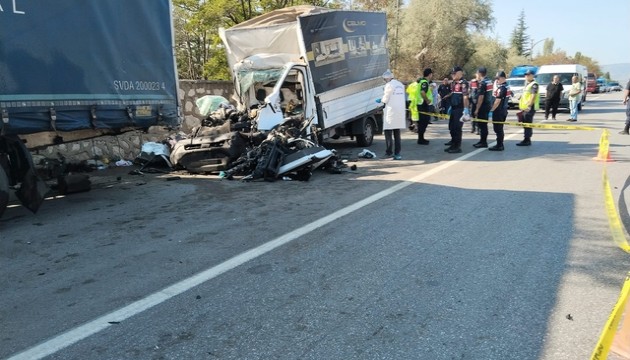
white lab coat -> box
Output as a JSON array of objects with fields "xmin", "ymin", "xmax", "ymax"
[{"xmin": 382, "ymin": 79, "xmax": 406, "ymax": 130}]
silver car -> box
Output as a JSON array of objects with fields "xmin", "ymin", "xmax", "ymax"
[{"xmin": 506, "ymin": 77, "xmax": 526, "ymax": 108}]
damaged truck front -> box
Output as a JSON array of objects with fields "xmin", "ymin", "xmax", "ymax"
[
  {"xmin": 0, "ymin": 0, "xmax": 180, "ymax": 218},
  {"xmin": 219, "ymin": 6, "xmax": 389, "ymax": 146}
]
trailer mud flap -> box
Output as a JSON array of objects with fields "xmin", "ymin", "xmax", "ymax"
[
  {"xmin": 3, "ymin": 135, "xmax": 49, "ymax": 213},
  {"xmin": 15, "ymin": 168, "xmax": 49, "ymax": 213},
  {"xmin": 0, "ymin": 165, "xmax": 9, "ymax": 218}
]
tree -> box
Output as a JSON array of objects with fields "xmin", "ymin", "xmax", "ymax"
[
  {"xmin": 396, "ymin": 0, "xmax": 493, "ymax": 81},
  {"xmin": 173, "ymin": 0, "xmax": 346, "ymax": 80},
  {"xmin": 466, "ymin": 34, "xmax": 509, "ymax": 78},
  {"xmin": 510, "ymin": 10, "xmax": 530, "ymax": 57},
  {"xmin": 542, "ymin": 38, "xmax": 554, "ymax": 56},
  {"xmin": 530, "ymin": 50, "xmax": 601, "ymax": 75}
]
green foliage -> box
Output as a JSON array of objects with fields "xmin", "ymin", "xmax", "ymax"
[
  {"xmin": 396, "ymin": 0, "xmax": 493, "ymax": 81},
  {"xmin": 510, "ymin": 10, "xmax": 530, "ymax": 57},
  {"xmin": 530, "ymin": 48, "xmax": 601, "ymax": 75},
  {"xmin": 172, "ymin": 0, "xmax": 602, "ymax": 84},
  {"xmin": 542, "ymin": 38, "xmax": 554, "ymax": 56},
  {"xmin": 466, "ymin": 34, "xmax": 509, "ymax": 79},
  {"xmin": 173, "ymin": 0, "xmax": 346, "ymax": 80}
]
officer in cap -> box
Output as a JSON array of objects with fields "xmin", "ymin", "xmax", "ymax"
[
  {"xmin": 445, "ymin": 66, "xmax": 469, "ymax": 153},
  {"xmin": 517, "ymin": 69, "xmax": 540, "ymax": 146},
  {"xmin": 472, "ymin": 66, "xmax": 494, "ymax": 148},
  {"xmin": 488, "ymin": 71, "xmax": 509, "ymax": 151}
]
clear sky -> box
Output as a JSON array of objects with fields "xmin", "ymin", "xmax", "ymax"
[{"xmin": 488, "ymin": 0, "xmax": 630, "ymax": 65}]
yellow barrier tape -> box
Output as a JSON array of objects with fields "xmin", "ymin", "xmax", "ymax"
[
  {"xmin": 591, "ymin": 273, "xmax": 630, "ymax": 360},
  {"xmin": 603, "ymin": 168, "xmax": 630, "ymax": 253},
  {"xmin": 418, "ymin": 109, "xmax": 626, "ymax": 358},
  {"xmin": 418, "ymin": 111, "xmax": 597, "ymax": 131}
]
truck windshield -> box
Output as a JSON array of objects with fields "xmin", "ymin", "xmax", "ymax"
[
  {"xmin": 236, "ymin": 68, "xmax": 285, "ymax": 97},
  {"xmin": 536, "ymin": 73, "xmax": 574, "ymax": 86}
]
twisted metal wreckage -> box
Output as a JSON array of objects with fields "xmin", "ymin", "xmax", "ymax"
[{"xmin": 168, "ymin": 102, "xmax": 348, "ymax": 181}]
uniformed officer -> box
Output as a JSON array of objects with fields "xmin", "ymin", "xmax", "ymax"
[
  {"xmin": 488, "ymin": 71, "xmax": 509, "ymax": 151},
  {"xmin": 472, "ymin": 67, "xmax": 494, "ymax": 148},
  {"xmin": 444, "ymin": 66, "xmax": 469, "ymax": 154},
  {"xmin": 469, "ymin": 77, "xmax": 479, "ymax": 134},
  {"xmin": 417, "ymin": 68, "xmax": 433, "ymax": 145},
  {"xmin": 517, "ymin": 69, "xmax": 540, "ymax": 146}
]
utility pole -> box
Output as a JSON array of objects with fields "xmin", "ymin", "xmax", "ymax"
[{"xmin": 529, "ymin": 38, "xmax": 547, "ymax": 61}]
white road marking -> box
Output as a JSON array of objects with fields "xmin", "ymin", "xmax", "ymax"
[{"xmin": 7, "ymin": 132, "xmax": 521, "ymax": 360}]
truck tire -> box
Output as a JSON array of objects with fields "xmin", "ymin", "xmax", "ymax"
[
  {"xmin": 356, "ymin": 118, "xmax": 375, "ymax": 147},
  {"xmin": 0, "ymin": 166, "xmax": 9, "ymax": 219}
]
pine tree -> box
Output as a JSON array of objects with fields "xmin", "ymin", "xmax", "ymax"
[{"xmin": 510, "ymin": 10, "xmax": 530, "ymax": 57}]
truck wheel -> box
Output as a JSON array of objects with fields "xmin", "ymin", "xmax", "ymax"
[
  {"xmin": 0, "ymin": 166, "xmax": 9, "ymax": 219},
  {"xmin": 356, "ymin": 118, "xmax": 375, "ymax": 147}
]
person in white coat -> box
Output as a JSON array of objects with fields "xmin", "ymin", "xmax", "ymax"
[{"xmin": 377, "ymin": 69, "xmax": 406, "ymax": 160}]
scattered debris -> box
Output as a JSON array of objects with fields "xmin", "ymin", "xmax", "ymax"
[
  {"xmin": 358, "ymin": 149, "xmax": 376, "ymax": 159},
  {"xmin": 115, "ymin": 160, "xmax": 133, "ymax": 167}
]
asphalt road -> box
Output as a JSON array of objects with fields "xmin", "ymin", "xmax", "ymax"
[{"xmin": 2, "ymin": 92, "xmax": 630, "ymax": 360}]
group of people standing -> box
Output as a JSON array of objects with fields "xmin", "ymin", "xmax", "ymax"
[
  {"xmin": 543, "ymin": 74, "xmax": 583, "ymax": 122},
  {"xmin": 379, "ymin": 65, "xmax": 534, "ymax": 158},
  {"xmin": 377, "ymin": 68, "xmax": 630, "ymax": 159}
]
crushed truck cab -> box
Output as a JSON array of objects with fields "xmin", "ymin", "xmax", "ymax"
[{"xmin": 219, "ymin": 6, "xmax": 389, "ymax": 146}]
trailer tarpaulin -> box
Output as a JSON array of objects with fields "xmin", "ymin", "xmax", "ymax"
[{"xmin": 0, "ymin": 0, "xmax": 179, "ymax": 135}]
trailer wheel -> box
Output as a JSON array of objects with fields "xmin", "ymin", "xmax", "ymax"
[
  {"xmin": 0, "ymin": 166, "xmax": 9, "ymax": 219},
  {"xmin": 356, "ymin": 118, "xmax": 375, "ymax": 147}
]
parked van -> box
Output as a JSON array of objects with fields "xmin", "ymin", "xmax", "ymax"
[{"xmin": 535, "ymin": 64, "xmax": 587, "ymax": 111}]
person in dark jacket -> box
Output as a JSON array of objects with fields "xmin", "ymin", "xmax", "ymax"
[
  {"xmin": 544, "ymin": 75, "xmax": 563, "ymax": 120},
  {"xmin": 438, "ymin": 78, "xmax": 451, "ymax": 115}
]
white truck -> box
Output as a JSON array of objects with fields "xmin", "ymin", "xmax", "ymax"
[{"xmin": 219, "ymin": 6, "xmax": 389, "ymax": 146}]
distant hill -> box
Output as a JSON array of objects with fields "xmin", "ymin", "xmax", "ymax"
[{"xmin": 601, "ymin": 63, "xmax": 630, "ymax": 83}]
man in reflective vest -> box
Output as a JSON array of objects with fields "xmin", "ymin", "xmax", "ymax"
[
  {"xmin": 517, "ymin": 69, "xmax": 540, "ymax": 146},
  {"xmin": 406, "ymin": 80, "xmax": 419, "ymax": 131},
  {"xmin": 417, "ymin": 68, "xmax": 434, "ymax": 145}
]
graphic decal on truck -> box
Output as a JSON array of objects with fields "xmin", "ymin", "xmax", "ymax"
[{"xmin": 300, "ymin": 11, "xmax": 388, "ymax": 93}]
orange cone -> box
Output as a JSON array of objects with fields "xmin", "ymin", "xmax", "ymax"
[{"xmin": 594, "ymin": 129, "xmax": 615, "ymax": 162}]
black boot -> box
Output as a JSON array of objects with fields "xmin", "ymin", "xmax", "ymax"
[
  {"xmin": 473, "ymin": 140, "xmax": 488, "ymax": 148},
  {"xmin": 620, "ymin": 124, "xmax": 630, "ymax": 135}
]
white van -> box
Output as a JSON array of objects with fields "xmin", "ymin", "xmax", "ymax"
[{"xmin": 535, "ymin": 64, "xmax": 588, "ymax": 111}]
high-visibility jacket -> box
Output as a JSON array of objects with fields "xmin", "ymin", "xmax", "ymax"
[
  {"xmin": 418, "ymin": 78, "xmax": 433, "ymax": 106},
  {"xmin": 519, "ymin": 81, "xmax": 540, "ymax": 110},
  {"xmin": 406, "ymin": 81, "xmax": 419, "ymax": 121}
]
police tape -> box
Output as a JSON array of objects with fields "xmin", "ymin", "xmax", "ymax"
[
  {"xmin": 589, "ymin": 166, "xmax": 630, "ymax": 359},
  {"xmin": 590, "ymin": 272, "xmax": 630, "ymax": 360},
  {"xmin": 416, "ymin": 112, "xmax": 628, "ymax": 357},
  {"xmin": 602, "ymin": 167, "xmax": 630, "ymax": 254},
  {"xmin": 417, "ymin": 111, "xmax": 597, "ymax": 131}
]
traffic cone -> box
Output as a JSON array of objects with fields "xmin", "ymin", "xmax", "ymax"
[{"xmin": 594, "ymin": 129, "xmax": 615, "ymax": 162}]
